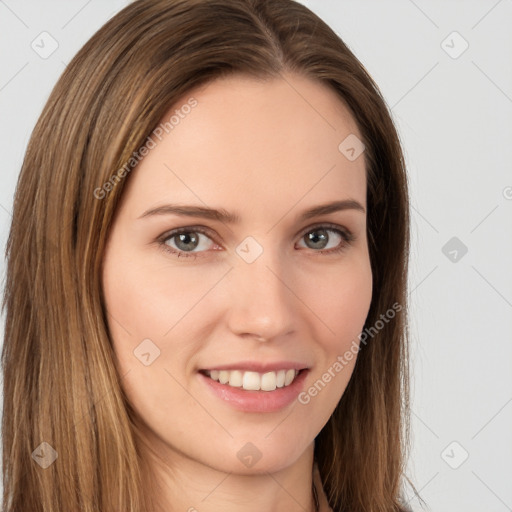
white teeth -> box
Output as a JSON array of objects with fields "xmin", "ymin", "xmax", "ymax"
[
  {"xmin": 261, "ymin": 372, "xmax": 276, "ymax": 391},
  {"xmin": 284, "ymin": 369, "xmax": 296, "ymax": 386},
  {"xmin": 229, "ymin": 370, "xmax": 243, "ymax": 387},
  {"xmin": 205, "ymin": 369, "xmax": 300, "ymax": 391},
  {"xmin": 243, "ymin": 371, "xmax": 260, "ymax": 390}
]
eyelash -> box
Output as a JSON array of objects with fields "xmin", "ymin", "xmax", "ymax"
[{"xmin": 157, "ymin": 223, "xmax": 356, "ymax": 260}]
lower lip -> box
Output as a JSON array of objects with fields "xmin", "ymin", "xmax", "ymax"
[{"xmin": 198, "ymin": 370, "xmax": 309, "ymax": 413}]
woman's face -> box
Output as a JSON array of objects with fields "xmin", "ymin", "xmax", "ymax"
[{"xmin": 102, "ymin": 72, "xmax": 372, "ymax": 475}]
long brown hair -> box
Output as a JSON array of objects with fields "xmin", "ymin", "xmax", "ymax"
[{"xmin": 2, "ymin": 0, "xmax": 414, "ymax": 510}]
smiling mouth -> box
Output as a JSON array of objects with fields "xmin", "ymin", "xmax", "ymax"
[{"xmin": 200, "ymin": 369, "xmax": 302, "ymax": 391}]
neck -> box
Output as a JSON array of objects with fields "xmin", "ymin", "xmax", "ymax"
[{"xmin": 141, "ymin": 434, "xmax": 317, "ymax": 512}]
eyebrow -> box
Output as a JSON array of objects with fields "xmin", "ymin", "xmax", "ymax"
[{"xmin": 138, "ymin": 199, "xmax": 365, "ymax": 223}]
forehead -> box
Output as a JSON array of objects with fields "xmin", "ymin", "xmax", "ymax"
[{"xmin": 120, "ymin": 72, "xmax": 367, "ymax": 219}]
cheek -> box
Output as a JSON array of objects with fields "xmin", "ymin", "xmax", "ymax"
[
  {"xmin": 101, "ymin": 246, "xmax": 233, "ymax": 405},
  {"xmin": 303, "ymin": 255, "xmax": 373, "ymax": 352},
  {"xmin": 102, "ymin": 248, "xmax": 224, "ymax": 346},
  {"xmin": 290, "ymin": 255, "xmax": 372, "ymax": 414},
  {"xmin": 101, "ymin": 247, "xmax": 214, "ymax": 432}
]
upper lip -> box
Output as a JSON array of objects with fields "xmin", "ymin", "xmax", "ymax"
[{"xmin": 200, "ymin": 361, "xmax": 310, "ymax": 372}]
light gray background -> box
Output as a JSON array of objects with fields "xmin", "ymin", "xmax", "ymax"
[{"xmin": 1, "ymin": 1, "xmax": 511, "ymax": 511}]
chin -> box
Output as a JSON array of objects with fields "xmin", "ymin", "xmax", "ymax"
[{"xmin": 206, "ymin": 434, "xmax": 314, "ymax": 476}]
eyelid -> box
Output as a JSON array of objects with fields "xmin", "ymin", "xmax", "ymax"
[
  {"xmin": 159, "ymin": 221, "xmax": 353, "ymax": 241},
  {"xmin": 295, "ymin": 221, "xmax": 353, "ymax": 240},
  {"xmin": 157, "ymin": 225, "xmax": 220, "ymax": 246}
]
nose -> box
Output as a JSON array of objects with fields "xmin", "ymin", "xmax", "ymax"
[{"xmin": 224, "ymin": 246, "xmax": 297, "ymax": 342}]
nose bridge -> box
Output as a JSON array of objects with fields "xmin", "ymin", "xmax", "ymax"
[{"xmin": 225, "ymin": 238, "xmax": 296, "ymax": 340}]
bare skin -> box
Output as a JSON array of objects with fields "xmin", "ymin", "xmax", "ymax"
[{"xmin": 102, "ymin": 71, "xmax": 372, "ymax": 512}]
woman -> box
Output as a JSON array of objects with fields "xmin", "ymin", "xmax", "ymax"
[{"xmin": 2, "ymin": 0, "xmax": 416, "ymax": 510}]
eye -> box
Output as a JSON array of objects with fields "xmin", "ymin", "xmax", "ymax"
[
  {"xmin": 296, "ymin": 224, "xmax": 356, "ymax": 256},
  {"xmin": 159, "ymin": 227, "xmax": 218, "ymax": 259},
  {"xmin": 157, "ymin": 223, "xmax": 356, "ymax": 259}
]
